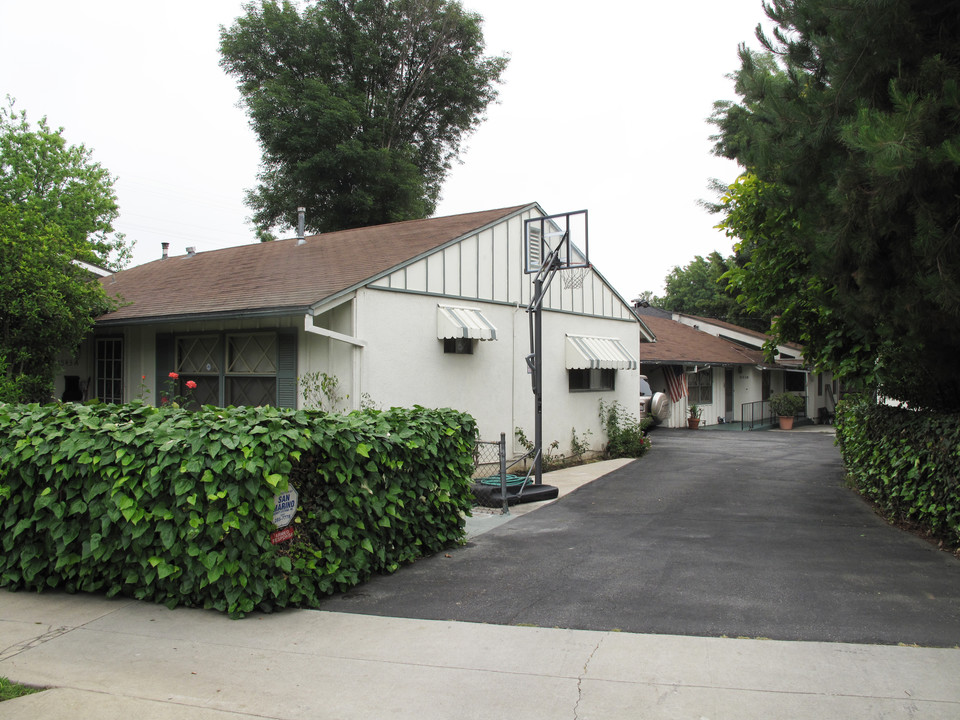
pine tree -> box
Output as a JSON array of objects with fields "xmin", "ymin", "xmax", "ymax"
[{"xmin": 711, "ymin": 0, "xmax": 960, "ymax": 410}]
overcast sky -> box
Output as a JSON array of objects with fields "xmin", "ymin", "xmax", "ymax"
[{"xmin": 0, "ymin": 0, "xmax": 771, "ymax": 298}]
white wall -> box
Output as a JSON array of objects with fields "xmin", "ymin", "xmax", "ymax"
[
  {"xmin": 517, "ymin": 307, "xmax": 641, "ymax": 458},
  {"xmin": 353, "ymin": 288, "xmax": 640, "ymax": 457}
]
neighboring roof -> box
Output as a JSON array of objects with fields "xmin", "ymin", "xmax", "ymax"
[
  {"xmin": 72, "ymin": 258, "xmax": 111, "ymax": 278},
  {"xmin": 637, "ymin": 315, "xmax": 766, "ymax": 366},
  {"xmin": 98, "ymin": 205, "xmax": 529, "ymax": 325},
  {"xmin": 679, "ymin": 313, "xmax": 804, "ymax": 353}
]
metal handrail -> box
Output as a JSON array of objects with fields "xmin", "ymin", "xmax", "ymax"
[
  {"xmin": 741, "ymin": 399, "xmax": 772, "ymax": 430},
  {"xmin": 741, "ymin": 396, "xmax": 810, "ymax": 430}
]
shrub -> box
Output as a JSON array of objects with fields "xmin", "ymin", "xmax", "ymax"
[
  {"xmin": 514, "ymin": 427, "xmax": 565, "ymax": 471},
  {"xmin": 836, "ymin": 395, "xmax": 960, "ymax": 547},
  {"xmin": 769, "ymin": 392, "xmax": 805, "ymax": 417},
  {"xmin": 599, "ymin": 400, "xmax": 651, "ymax": 459},
  {"xmin": 0, "ymin": 401, "xmax": 476, "ymax": 616}
]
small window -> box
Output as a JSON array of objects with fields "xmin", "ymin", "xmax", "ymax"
[
  {"xmin": 443, "ymin": 338, "xmax": 474, "ymax": 354},
  {"xmin": 785, "ymin": 372, "xmax": 806, "ymax": 392},
  {"xmin": 688, "ymin": 368, "xmax": 713, "ymax": 404},
  {"xmin": 568, "ymin": 368, "xmax": 616, "ymax": 392}
]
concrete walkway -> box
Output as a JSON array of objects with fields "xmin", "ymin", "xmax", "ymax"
[
  {"xmin": 4, "ymin": 582, "xmax": 959, "ymax": 718},
  {"xmin": 3, "ymin": 439, "xmax": 960, "ymax": 719}
]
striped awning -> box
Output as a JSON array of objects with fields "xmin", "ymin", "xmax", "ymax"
[
  {"xmin": 565, "ymin": 334, "xmax": 638, "ymax": 370},
  {"xmin": 437, "ymin": 304, "xmax": 498, "ymax": 341}
]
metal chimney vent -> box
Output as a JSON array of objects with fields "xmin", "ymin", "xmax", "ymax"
[
  {"xmin": 186, "ymin": 246, "xmax": 196, "ymax": 257},
  {"xmin": 297, "ymin": 207, "xmax": 306, "ymax": 245},
  {"xmin": 161, "ymin": 242, "xmax": 169, "ymax": 259}
]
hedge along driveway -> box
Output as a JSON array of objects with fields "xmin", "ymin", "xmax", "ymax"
[{"xmin": 0, "ymin": 402, "xmax": 476, "ymax": 617}]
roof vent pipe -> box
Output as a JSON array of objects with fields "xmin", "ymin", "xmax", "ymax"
[
  {"xmin": 161, "ymin": 242, "xmax": 169, "ymax": 260},
  {"xmin": 186, "ymin": 246, "xmax": 196, "ymax": 257},
  {"xmin": 297, "ymin": 207, "xmax": 306, "ymax": 245}
]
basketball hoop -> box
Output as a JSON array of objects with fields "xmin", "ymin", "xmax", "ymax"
[{"xmin": 562, "ymin": 265, "xmax": 588, "ymax": 289}]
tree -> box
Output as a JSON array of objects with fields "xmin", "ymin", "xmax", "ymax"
[
  {"xmin": 717, "ymin": 174, "xmax": 878, "ymax": 376},
  {"xmin": 653, "ymin": 251, "xmax": 770, "ymax": 331},
  {"xmin": 219, "ymin": 0, "xmax": 508, "ymax": 236},
  {"xmin": 710, "ymin": 0, "xmax": 960, "ymax": 410},
  {"xmin": 0, "ymin": 101, "xmax": 127, "ymax": 402}
]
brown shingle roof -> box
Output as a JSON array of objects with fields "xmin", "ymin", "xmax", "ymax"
[
  {"xmin": 638, "ymin": 315, "xmax": 765, "ymax": 365},
  {"xmin": 98, "ymin": 205, "xmax": 530, "ymax": 324},
  {"xmin": 680, "ymin": 313, "xmax": 804, "ymax": 352}
]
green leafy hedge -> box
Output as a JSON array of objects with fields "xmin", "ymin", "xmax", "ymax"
[
  {"xmin": 836, "ymin": 396, "xmax": 960, "ymax": 546},
  {"xmin": 0, "ymin": 402, "xmax": 476, "ymax": 616}
]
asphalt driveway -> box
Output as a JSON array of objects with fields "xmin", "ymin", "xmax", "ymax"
[{"xmin": 318, "ymin": 430, "xmax": 960, "ymax": 647}]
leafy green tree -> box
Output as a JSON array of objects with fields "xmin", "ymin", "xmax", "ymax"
[
  {"xmin": 0, "ymin": 101, "xmax": 126, "ymax": 402},
  {"xmin": 652, "ymin": 251, "xmax": 770, "ymax": 331},
  {"xmin": 710, "ymin": 0, "xmax": 960, "ymax": 410},
  {"xmin": 220, "ymin": 0, "xmax": 508, "ymax": 236},
  {"xmin": 717, "ymin": 174, "xmax": 878, "ymax": 374}
]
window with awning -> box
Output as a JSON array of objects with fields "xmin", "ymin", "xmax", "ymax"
[
  {"xmin": 437, "ymin": 304, "xmax": 498, "ymax": 341},
  {"xmin": 565, "ymin": 334, "xmax": 638, "ymax": 370}
]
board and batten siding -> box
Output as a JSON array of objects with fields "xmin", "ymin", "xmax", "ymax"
[{"xmin": 368, "ymin": 208, "xmax": 636, "ymax": 322}]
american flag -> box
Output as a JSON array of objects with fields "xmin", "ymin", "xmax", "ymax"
[{"xmin": 664, "ymin": 365, "xmax": 687, "ymax": 402}]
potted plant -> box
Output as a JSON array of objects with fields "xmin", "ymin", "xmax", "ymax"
[
  {"xmin": 687, "ymin": 404, "xmax": 702, "ymax": 429},
  {"xmin": 769, "ymin": 392, "xmax": 805, "ymax": 430}
]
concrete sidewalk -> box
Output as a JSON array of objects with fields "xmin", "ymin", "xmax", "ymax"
[
  {"xmin": 3, "ymin": 591, "xmax": 959, "ymax": 719},
  {"xmin": 3, "ymin": 450, "xmax": 960, "ymax": 719}
]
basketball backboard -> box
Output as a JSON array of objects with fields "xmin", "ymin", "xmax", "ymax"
[{"xmin": 524, "ymin": 210, "xmax": 589, "ymax": 275}]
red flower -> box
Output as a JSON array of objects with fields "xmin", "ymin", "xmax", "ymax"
[
  {"xmin": 160, "ymin": 397, "xmax": 168, "ymax": 404},
  {"xmin": 168, "ymin": 371, "xmax": 179, "ymax": 379},
  {"xmin": 185, "ymin": 380, "xmax": 197, "ymax": 390},
  {"xmin": 141, "ymin": 375, "xmax": 146, "ymax": 380}
]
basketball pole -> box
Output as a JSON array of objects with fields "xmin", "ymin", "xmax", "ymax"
[
  {"xmin": 527, "ymin": 238, "xmax": 565, "ymax": 486},
  {"xmin": 533, "ymin": 271, "xmax": 544, "ymax": 485}
]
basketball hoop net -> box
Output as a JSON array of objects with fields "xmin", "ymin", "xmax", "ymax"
[{"xmin": 561, "ymin": 265, "xmax": 588, "ymax": 289}]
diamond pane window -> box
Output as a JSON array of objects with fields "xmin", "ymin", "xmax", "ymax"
[
  {"xmin": 177, "ymin": 336, "xmax": 220, "ymax": 375},
  {"xmin": 177, "ymin": 376, "xmax": 219, "ymax": 408},
  {"xmin": 228, "ymin": 334, "xmax": 277, "ymax": 374},
  {"xmin": 226, "ymin": 377, "xmax": 277, "ymax": 407},
  {"xmin": 164, "ymin": 331, "xmax": 292, "ymax": 409}
]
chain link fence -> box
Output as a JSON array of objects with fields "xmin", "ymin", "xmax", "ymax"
[{"xmin": 471, "ymin": 433, "xmax": 537, "ymax": 514}]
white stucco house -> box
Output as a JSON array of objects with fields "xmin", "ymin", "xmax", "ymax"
[
  {"xmin": 636, "ymin": 308, "xmax": 837, "ymax": 428},
  {"xmin": 59, "ymin": 204, "xmax": 653, "ymax": 457}
]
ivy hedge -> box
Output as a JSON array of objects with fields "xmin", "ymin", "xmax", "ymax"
[
  {"xmin": 0, "ymin": 402, "xmax": 476, "ymax": 616},
  {"xmin": 835, "ymin": 396, "xmax": 960, "ymax": 547}
]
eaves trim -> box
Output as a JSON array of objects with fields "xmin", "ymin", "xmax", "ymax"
[{"xmin": 95, "ymin": 305, "xmax": 312, "ymax": 326}]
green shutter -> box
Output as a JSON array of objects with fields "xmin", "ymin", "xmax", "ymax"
[
  {"xmin": 276, "ymin": 331, "xmax": 297, "ymax": 409},
  {"xmin": 155, "ymin": 334, "xmax": 175, "ymax": 405}
]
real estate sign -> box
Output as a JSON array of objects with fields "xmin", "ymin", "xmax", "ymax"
[{"xmin": 273, "ymin": 487, "xmax": 298, "ymax": 529}]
